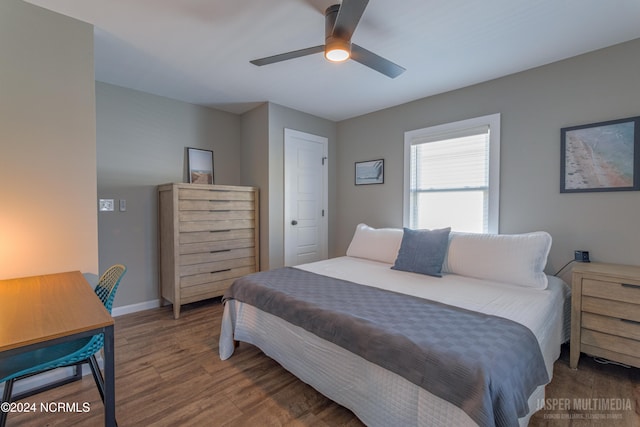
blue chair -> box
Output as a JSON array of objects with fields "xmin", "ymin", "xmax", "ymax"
[{"xmin": 0, "ymin": 264, "xmax": 126, "ymax": 427}]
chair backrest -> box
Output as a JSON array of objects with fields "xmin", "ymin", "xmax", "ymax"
[{"xmin": 94, "ymin": 264, "xmax": 127, "ymax": 314}]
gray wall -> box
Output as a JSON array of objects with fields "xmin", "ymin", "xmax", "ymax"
[
  {"xmin": 240, "ymin": 102, "xmax": 337, "ymax": 270},
  {"xmin": 240, "ymin": 103, "xmax": 270, "ymax": 270},
  {"xmin": 0, "ymin": 0, "xmax": 98, "ymax": 279},
  {"xmin": 336, "ymin": 38, "xmax": 640, "ymax": 279},
  {"xmin": 96, "ymin": 82, "xmax": 241, "ymax": 307}
]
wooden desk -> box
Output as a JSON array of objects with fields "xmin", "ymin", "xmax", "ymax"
[{"xmin": 0, "ymin": 271, "xmax": 116, "ymax": 426}]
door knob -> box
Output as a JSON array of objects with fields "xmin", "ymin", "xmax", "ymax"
[{"xmin": 291, "ymin": 220, "xmax": 298, "ymax": 225}]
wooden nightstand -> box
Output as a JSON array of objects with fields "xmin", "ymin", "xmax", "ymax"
[{"xmin": 570, "ymin": 262, "xmax": 640, "ymax": 369}]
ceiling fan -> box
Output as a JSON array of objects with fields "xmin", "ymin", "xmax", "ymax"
[{"xmin": 250, "ymin": 0, "xmax": 405, "ymax": 78}]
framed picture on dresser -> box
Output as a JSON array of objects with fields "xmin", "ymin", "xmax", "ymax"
[{"xmin": 187, "ymin": 147, "xmax": 214, "ymax": 184}]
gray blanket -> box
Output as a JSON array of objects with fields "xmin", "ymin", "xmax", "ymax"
[{"xmin": 223, "ymin": 267, "xmax": 549, "ymax": 427}]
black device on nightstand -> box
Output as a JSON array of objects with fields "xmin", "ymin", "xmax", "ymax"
[{"xmin": 574, "ymin": 250, "xmax": 590, "ymax": 262}]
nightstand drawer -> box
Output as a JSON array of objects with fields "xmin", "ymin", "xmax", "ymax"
[
  {"xmin": 582, "ymin": 296, "xmax": 640, "ymax": 323},
  {"xmin": 581, "ymin": 329, "xmax": 640, "ymax": 358},
  {"xmin": 582, "ymin": 312, "xmax": 640, "ymax": 341},
  {"xmin": 583, "ymin": 278, "xmax": 640, "ymax": 304}
]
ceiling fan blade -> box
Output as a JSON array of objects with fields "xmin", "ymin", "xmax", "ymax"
[
  {"xmin": 351, "ymin": 44, "xmax": 405, "ymax": 78},
  {"xmin": 332, "ymin": 0, "xmax": 369, "ymax": 40},
  {"xmin": 250, "ymin": 45, "xmax": 324, "ymax": 66}
]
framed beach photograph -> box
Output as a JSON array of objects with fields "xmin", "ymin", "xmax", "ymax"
[
  {"xmin": 561, "ymin": 116, "xmax": 640, "ymax": 193},
  {"xmin": 187, "ymin": 147, "xmax": 214, "ymax": 184},
  {"xmin": 355, "ymin": 159, "xmax": 384, "ymax": 185}
]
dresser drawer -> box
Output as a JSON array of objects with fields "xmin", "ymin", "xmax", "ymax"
[
  {"xmin": 180, "ymin": 238, "xmax": 254, "ymax": 255},
  {"xmin": 180, "ymin": 266, "xmax": 257, "ymax": 302},
  {"xmin": 180, "ymin": 279, "xmax": 235, "ymax": 303},
  {"xmin": 179, "ymin": 189, "xmax": 255, "ymax": 202},
  {"xmin": 180, "ymin": 266, "xmax": 256, "ymax": 289},
  {"xmin": 582, "ymin": 296, "xmax": 640, "ymax": 323},
  {"xmin": 180, "ymin": 256, "xmax": 255, "ymax": 277},
  {"xmin": 179, "ymin": 199, "xmax": 255, "ymax": 212},
  {"xmin": 582, "ymin": 278, "xmax": 640, "ymax": 304},
  {"xmin": 179, "ymin": 229, "xmax": 254, "ymax": 245},
  {"xmin": 180, "ymin": 247, "xmax": 255, "ymax": 266},
  {"xmin": 180, "ymin": 219, "xmax": 254, "ymax": 233},
  {"xmin": 179, "ymin": 210, "xmax": 254, "ymax": 222},
  {"xmin": 581, "ymin": 312, "xmax": 640, "ymax": 341}
]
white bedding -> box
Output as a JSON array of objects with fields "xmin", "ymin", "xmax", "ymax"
[{"xmin": 220, "ymin": 256, "xmax": 571, "ymax": 426}]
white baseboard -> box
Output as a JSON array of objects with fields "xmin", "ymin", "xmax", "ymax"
[{"xmin": 111, "ymin": 299, "xmax": 161, "ymax": 317}]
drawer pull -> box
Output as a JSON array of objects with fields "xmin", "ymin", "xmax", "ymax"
[
  {"xmin": 621, "ymin": 283, "xmax": 640, "ymax": 290},
  {"xmin": 209, "ymin": 210, "xmax": 231, "ymax": 212},
  {"xmin": 210, "ymin": 229, "xmax": 231, "ymax": 233},
  {"xmin": 210, "ymin": 249, "xmax": 231, "ymax": 254},
  {"xmin": 621, "ymin": 319, "xmax": 640, "ymax": 326},
  {"xmin": 210, "ymin": 269, "xmax": 231, "ymax": 274}
]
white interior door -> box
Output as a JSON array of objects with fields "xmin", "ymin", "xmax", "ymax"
[{"xmin": 284, "ymin": 128, "xmax": 328, "ymax": 266}]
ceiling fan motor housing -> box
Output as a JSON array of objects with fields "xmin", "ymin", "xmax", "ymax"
[{"xmin": 325, "ymin": 4, "xmax": 351, "ymax": 60}]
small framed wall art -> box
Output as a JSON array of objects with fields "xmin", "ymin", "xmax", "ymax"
[
  {"xmin": 187, "ymin": 147, "xmax": 214, "ymax": 184},
  {"xmin": 355, "ymin": 159, "xmax": 384, "ymax": 185},
  {"xmin": 560, "ymin": 116, "xmax": 640, "ymax": 193}
]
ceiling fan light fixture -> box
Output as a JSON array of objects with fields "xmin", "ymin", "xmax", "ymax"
[{"xmin": 325, "ymin": 37, "xmax": 351, "ymax": 62}]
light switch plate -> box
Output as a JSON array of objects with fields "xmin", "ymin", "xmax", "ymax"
[
  {"xmin": 119, "ymin": 199, "xmax": 126, "ymax": 212},
  {"xmin": 99, "ymin": 199, "xmax": 114, "ymax": 211}
]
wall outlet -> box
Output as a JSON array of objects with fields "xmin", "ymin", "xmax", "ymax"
[
  {"xmin": 574, "ymin": 250, "xmax": 590, "ymax": 263},
  {"xmin": 119, "ymin": 199, "xmax": 127, "ymax": 212},
  {"xmin": 99, "ymin": 199, "xmax": 114, "ymax": 212}
]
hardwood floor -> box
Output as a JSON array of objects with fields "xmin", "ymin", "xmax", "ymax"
[{"xmin": 6, "ymin": 299, "xmax": 640, "ymax": 426}]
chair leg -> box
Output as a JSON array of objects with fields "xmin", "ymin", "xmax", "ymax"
[
  {"xmin": 9, "ymin": 363, "xmax": 84, "ymax": 402},
  {"xmin": 1, "ymin": 379, "xmax": 15, "ymax": 427}
]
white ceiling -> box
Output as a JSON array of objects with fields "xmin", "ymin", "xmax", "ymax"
[{"xmin": 25, "ymin": 0, "xmax": 640, "ymax": 121}]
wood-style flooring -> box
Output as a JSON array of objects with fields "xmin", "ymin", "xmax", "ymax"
[{"xmin": 6, "ymin": 298, "xmax": 640, "ymax": 426}]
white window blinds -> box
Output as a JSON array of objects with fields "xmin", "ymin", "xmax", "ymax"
[{"xmin": 404, "ymin": 114, "xmax": 500, "ymax": 233}]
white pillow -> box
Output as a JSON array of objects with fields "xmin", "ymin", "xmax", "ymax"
[
  {"xmin": 442, "ymin": 231, "xmax": 552, "ymax": 289},
  {"xmin": 346, "ymin": 223, "xmax": 403, "ymax": 264}
]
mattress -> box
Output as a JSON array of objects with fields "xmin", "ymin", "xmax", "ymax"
[{"xmin": 220, "ymin": 256, "xmax": 571, "ymax": 426}]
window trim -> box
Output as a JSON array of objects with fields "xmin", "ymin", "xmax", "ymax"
[{"xmin": 403, "ymin": 113, "xmax": 501, "ymax": 233}]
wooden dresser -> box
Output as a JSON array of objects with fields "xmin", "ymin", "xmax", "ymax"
[
  {"xmin": 158, "ymin": 183, "xmax": 259, "ymax": 318},
  {"xmin": 570, "ymin": 262, "xmax": 640, "ymax": 369}
]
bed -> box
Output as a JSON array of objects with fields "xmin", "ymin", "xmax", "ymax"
[{"xmin": 219, "ymin": 224, "xmax": 571, "ymax": 426}]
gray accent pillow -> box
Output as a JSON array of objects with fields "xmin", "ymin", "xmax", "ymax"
[{"xmin": 391, "ymin": 227, "xmax": 451, "ymax": 277}]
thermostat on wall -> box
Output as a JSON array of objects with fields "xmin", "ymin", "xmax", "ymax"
[{"xmin": 99, "ymin": 199, "xmax": 114, "ymax": 212}]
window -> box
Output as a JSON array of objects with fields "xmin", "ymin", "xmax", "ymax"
[{"xmin": 403, "ymin": 113, "xmax": 500, "ymax": 233}]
